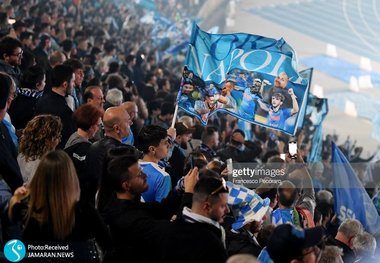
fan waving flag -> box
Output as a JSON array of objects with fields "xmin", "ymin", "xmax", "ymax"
[
  {"xmin": 177, "ymin": 23, "xmax": 308, "ymax": 135},
  {"xmin": 332, "ymin": 142, "xmax": 380, "ymax": 235}
]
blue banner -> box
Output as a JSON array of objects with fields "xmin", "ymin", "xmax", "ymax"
[
  {"xmin": 306, "ymin": 95, "xmax": 328, "ymax": 162},
  {"xmin": 332, "ymin": 142, "xmax": 380, "ymax": 235},
  {"xmin": 297, "ymin": 68, "xmax": 313, "ymax": 129},
  {"xmin": 177, "ymin": 23, "xmax": 308, "ymax": 135}
]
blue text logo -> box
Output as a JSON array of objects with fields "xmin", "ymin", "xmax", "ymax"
[{"xmin": 4, "ymin": 239, "xmax": 26, "ymax": 262}]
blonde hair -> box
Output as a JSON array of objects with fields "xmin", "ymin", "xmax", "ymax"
[
  {"xmin": 26, "ymin": 150, "xmax": 80, "ymax": 240},
  {"xmin": 19, "ymin": 115, "xmax": 62, "ymax": 161}
]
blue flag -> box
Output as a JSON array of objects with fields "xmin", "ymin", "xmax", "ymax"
[
  {"xmin": 297, "ymin": 68, "xmax": 313, "ymax": 129},
  {"xmin": 307, "ymin": 96, "xmax": 328, "ymax": 162},
  {"xmin": 332, "ymin": 142, "xmax": 380, "ymax": 235},
  {"xmin": 177, "ymin": 23, "xmax": 308, "ymax": 135}
]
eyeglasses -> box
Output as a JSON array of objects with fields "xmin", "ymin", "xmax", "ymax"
[
  {"xmin": 10, "ymin": 50, "xmax": 23, "ymax": 57},
  {"xmin": 209, "ymin": 178, "xmax": 228, "ymax": 196}
]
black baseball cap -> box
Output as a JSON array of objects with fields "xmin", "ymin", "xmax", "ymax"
[{"xmin": 267, "ymin": 224, "xmax": 323, "ymax": 263}]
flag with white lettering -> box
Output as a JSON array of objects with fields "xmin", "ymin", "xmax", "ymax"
[
  {"xmin": 332, "ymin": 142, "xmax": 380, "ymax": 235},
  {"xmin": 177, "ymin": 23, "xmax": 308, "ymax": 135}
]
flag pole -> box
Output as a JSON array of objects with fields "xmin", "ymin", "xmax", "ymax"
[{"xmin": 171, "ymin": 104, "xmax": 179, "ymax": 128}]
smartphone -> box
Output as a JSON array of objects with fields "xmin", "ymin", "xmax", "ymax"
[
  {"xmin": 226, "ymin": 158, "xmax": 233, "ymax": 175},
  {"xmin": 190, "ymin": 155, "xmax": 194, "ymax": 169},
  {"xmin": 288, "ymin": 137, "xmax": 297, "ymax": 159}
]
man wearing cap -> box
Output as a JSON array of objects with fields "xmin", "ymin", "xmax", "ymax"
[
  {"xmin": 263, "ymin": 224, "xmax": 323, "ymax": 263},
  {"xmin": 167, "ymin": 122, "xmax": 195, "ymax": 186}
]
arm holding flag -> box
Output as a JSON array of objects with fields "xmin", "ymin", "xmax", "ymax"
[
  {"xmin": 288, "ymin": 88, "xmax": 299, "ymax": 115},
  {"xmin": 287, "ymin": 151, "xmax": 316, "ymax": 226}
]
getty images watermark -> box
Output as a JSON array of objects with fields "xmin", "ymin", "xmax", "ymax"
[
  {"xmin": 227, "ymin": 161, "xmax": 380, "ymax": 189},
  {"xmin": 228, "ymin": 162, "xmax": 287, "ymax": 188}
]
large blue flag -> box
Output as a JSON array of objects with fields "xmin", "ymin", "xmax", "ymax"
[
  {"xmin": 332, "ymin": 142, "xmax": 380, "ymax": 235},
  {"xmin": 177, "ymin": 23, "xmax": 308, "ymax": 135}
]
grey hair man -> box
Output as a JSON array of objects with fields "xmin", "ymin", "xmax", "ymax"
[
  {"xmin": 352, "ymin": 232, "xmax": 377, "ymax": 263},
  {"xmin": 318, "ymin": 246, "xmax": 343, "ymax": 263},
  {"xmin": 326, "ymin": 218, "xmax": 363, "ymax": 263}
]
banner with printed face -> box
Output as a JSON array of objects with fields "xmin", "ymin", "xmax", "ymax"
[{"xmin": 177, "ymin": 23, "xmax": 308, "ymax": 135}]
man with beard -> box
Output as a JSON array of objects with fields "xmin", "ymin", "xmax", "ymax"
[
  {"xmin": 0, "ymin": 37, "xmax": 23, "ymax": 87},
  {"xmin": 196, "ymin": 125, "xmax": 219, "ymax": 162},
  {"xmin": 263, "ymin": 72, "xmax": 293, "ymax": 109},
  {"xmin": 167, "ymin": 122, "xmax": 195, "ymax": 186},
  {"xmin": 35, "ymin": 64, "xmax": 76, "ymax": 148},
  {"xmin": 63, "ymin": 59, "xmax": 85, "ymax": 110},
  {"xmin": 157, "ymin": 177, "xmax": 229, "ymax": 263}
]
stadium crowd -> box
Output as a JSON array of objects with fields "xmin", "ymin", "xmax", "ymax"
[{"xmin": 0, "ymin": 0, "xmax": 379, "ymax": 262}]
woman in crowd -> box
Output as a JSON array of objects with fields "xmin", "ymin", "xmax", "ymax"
[
  {"xmin": 9, "ymin": 150, "xmax": 112, "ymax": 261},
  {"xmin": 17, "ymin": 114, "xmax": 62, "ymax": 183},
  {"xmin": 64, "ymin": 103, "xmax": 103, "ymax": 203}
]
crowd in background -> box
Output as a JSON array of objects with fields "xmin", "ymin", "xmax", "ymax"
[{"xmin": 0, "ymin": 0, "xmax": 379, "ymax": 262}]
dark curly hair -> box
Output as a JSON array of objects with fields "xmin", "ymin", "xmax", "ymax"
[{"xmin": 19, "ymin": 115, "xmax": 63, "ymax": 161}]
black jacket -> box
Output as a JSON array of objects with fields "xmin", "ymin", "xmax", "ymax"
[
  {"xmin": 0, "ymin": 122, "xmax": 23, "ymax": 193},
  {"xmin": 226, "ymin": 228, "xmax": 262, "ymax": 257},
  {"xmin": 0, "ymin": 60, "xmax": 22, "ymax": 87},
  {"xmin": 8, "ymin": 87, "xmax": 43, "ymax": 130},
  {"xmin": 101, "ymin": 193, "xmax": 192, "ymax": 263},
  {"xmin": 325, "ymin": 236, "xmax": 356, "ymax": 263},
  {"xmin": 35, "ymin": 91, "xmax": 76, "ymax": 149},
  {"xmin": 158, "ymin": 215, "xmax": 227, "ymax": 263},
  {"xmin": 167, "ymin": 143, "xmax": 186, "ymax": 186},
  {"xmin": 11, "ymin": 201, "xmax": 112, "ymax": 262},
  {"xmin": 64, "ymin": 138, "xmax": 92, "ymax": 203},
  {"xmin": 85, "ymin": 136, "xmax": 124, "ymax": 204}
]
